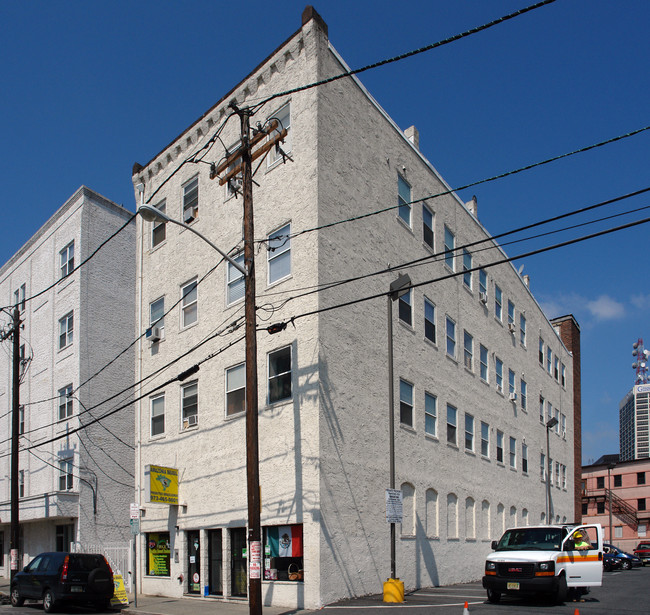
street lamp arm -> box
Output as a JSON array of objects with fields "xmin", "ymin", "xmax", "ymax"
[{"xmin": 137, "ymin": 204, "xmax": 247, "ymax": 276}]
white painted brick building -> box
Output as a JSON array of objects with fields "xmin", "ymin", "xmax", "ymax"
[
  {"xmin": 131, "ymin": 8, "xmax": 579, "ymax": 609},
  {"xmin": 0, "ymin": 187, "xmax": 135, "ymax": 578}
]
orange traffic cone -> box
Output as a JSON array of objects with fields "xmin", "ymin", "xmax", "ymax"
[
  {"xmin": 463, "ymin": 601, "xmax": 470, "ymax": 614},
  {"xmin": 574, "ymin": 609, "xmax": 579, "ymax": 615}
]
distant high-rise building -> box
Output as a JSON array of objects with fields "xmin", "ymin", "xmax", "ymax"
[{"xmin": 620, "ymin": 384, "xmax": 650, "ymax": 460}]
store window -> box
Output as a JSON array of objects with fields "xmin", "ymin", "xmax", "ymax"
[
  {"xmin": 146, "ymin": 532, "xmax": 171, "ymax": 576},
  {"xmin": 264, "ymin": 524, "xmax": 303, "ymax": 581}
]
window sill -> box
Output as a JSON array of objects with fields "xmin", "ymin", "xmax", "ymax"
[
  {"xmin": 462, "ymin": 282, "xmax": 473, "ymax": 296},
  {"xmin": 266, "ymin": 273, "xmax": 293, "ymax": 291},
  {"xmin": 266, "ymin": 150, "xmax": 293, "ymax": 174},
  {"xmin": 265, "ymin": 397, "xmax": 293, "ymax": 410},
  {"xmin": 399, "ymin": 423, "xmax": 416, "ymax": 434},
  {"xmin": 464, "ymin": 366, "xmax": 474, "ymax": 377},
  {"xmin": 423, "ymin": 336, "xmax": 438, "ymax": 348},
  {"xmin": 149, "ymin": 433, "xmax": 167, "ymax": 442},
  {"xmin": 446, "ymin": 353, "xmax": 458, "ymax": 365},
  {"xmin": 446, "ymin": 442, "xmax": 459, "ymax": 451},
  {"xmin": 398, "ymin": 319, "xmax": 415, "ymax": 333},
  {"xmin": 424, "ymin": 434, "xmax": 439, "ymax": 443},
  {"xmin": 180, "ymin": 320, "xmax": 199, "ymax": 333},
  {"xmin": 464, "ymin": 450, "xmax": 476, "ymax": 457},
  {"xmin": 395, "ymin": 214, "xmax": 414, "ymax": 234},
  {"xmin": 150, "ymin": 239, "xmax": 167, "ymax": 253}
]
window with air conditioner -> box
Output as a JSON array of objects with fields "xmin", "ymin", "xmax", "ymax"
[
  {"xmin": 182, "ymin": 381, "xmax": 198, "ymax": 429},
  {"xmin": 182, "ymin": 176, "xmax": 199, "ymax": 222}
]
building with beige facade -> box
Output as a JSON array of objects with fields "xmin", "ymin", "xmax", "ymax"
[
  {"xmin": 131, "ymin": 7, "xmax": 580, "ymax": 609},
  {"xmin": 0, "ymin": 187, "xmax": 135, "ymax": 579}
]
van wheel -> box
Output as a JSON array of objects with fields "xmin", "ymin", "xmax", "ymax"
[
  {"xmin": 43, "ymin": 589, "xmax": 57, "ymax": 613},
  {"xmin": 487, "ymin": 589, "xmax": 501, "ymax": 603},
  {"xmin": 554, "ymin": 575, "xmax": 568, "ymax": 604}
]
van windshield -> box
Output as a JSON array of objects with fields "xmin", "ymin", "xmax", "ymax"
[{"xmin": 495, "ymin": 528, "xmax": 564, "ymax": 551}]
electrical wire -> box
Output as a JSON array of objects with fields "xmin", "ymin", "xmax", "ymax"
[{"xmin": 249, "ymin": 0, "xmax": 558, "ymax": 111}]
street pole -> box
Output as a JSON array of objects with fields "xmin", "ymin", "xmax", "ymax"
[
  {"xmin": 545, "ymin": 417, "xmax": 557, "ymax": 525},
  {"xmin": 608, "ymin": 464, "xmax": 615, "ymax": 543},
  {"xmin": 239, "ymin": 106, "xmax": 262, "ymax": 615},
  {"xmin": 10, "ymin": 307, "xmax": 21, "ymax": 582}
]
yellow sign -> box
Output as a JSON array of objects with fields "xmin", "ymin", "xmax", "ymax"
[
  {"xmin": 145, "ymin": 465, "xmax": 179, "ymax": 504},
  {"xmin": 110, "ymin": 574, "xmax": 129, "ymax": 606}
]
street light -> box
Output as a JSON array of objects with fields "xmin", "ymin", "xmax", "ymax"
[
  {"xmin": 545, "ymin": 416, "xmax": 558, "ymax": 525},
  {"xmin": 607, "ymin": 462, "xmax": 616, "ymax": 543},
  {"xmin": 387, "ymin": 273, "xmax": 411, "ymax": 586}
]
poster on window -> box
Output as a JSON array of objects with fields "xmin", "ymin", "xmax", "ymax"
[
  {"xmin": 267, "ymin": 525, "xmax": 303, "ymax": 557},
  {"xmin": 147, "ymin": 532, "xmax": 171, "ymax": 576}
]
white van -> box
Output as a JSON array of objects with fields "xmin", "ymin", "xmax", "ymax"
[{"xmin": 482, "ymin": 524, "xmax": 603, "ymax": 603}]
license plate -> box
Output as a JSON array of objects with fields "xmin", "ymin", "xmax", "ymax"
[
  {"xmin": 71, "ymin": 586, "xmax": 83, "ymax": 593},
  {"xmin": 507, "ymin": 582, "xmax": 520, "ymax": 591}
]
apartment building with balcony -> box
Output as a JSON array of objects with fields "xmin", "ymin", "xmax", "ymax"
[
  {"xmin": 0, "ymin": 187, "xmax": 135, "ymax": 578},
  {"xmin": 131, "ymin": 7, "xmax": 580, "ymax": 609}
]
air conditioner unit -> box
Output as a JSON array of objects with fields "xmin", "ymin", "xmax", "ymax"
[
  {"xmin": 183, "ymin": 206, "xmax": 198, "ymax": 223},
  {"xmin": 479, "ymin": 292, "xmax": 488, "ymax": 305},
  {"xmin": 508, "ymin": 323, "xmax": 516, "ymax": 333},
  {"xmin": 183, "ymin": 414, "xmax": 198, "ymax": 429},
  {"xmin": 145, "ymin": 326, "xmax": 162, "ymax": 343},
  {"xmin": 509, "ymin": 392, "xmax": 517, "ymax": 402}
]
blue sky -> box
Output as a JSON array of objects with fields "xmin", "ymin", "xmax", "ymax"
[{"xmin": 1, "ymin": 0, "xmax": 648, "ymax": 463}]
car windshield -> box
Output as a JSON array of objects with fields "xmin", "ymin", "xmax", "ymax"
[{"xmin": 495, "ymin": 528, "xmax": 564, "ymax": 551}]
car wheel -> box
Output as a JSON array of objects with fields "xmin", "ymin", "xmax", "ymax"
[
  {"xmin": 10, "ymin": 586, "xmax": 25, "ymax": 607},
  {"xmin": 487, "ymin": 589, "xmax": 501, "ymax": 604},
  {"xmin": 43, "ymin": 589, "xmax": 57, "ymax": 613},
  {"xmin": 621, "ymin": 559, "xmax": 632, "ymax": 570}
]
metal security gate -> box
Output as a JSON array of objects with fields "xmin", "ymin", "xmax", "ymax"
[{"xmin": 71, "ymin": 541, "xmax": 132, "ymax": 591}]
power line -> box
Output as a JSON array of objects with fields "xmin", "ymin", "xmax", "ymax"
[
  {"xmin": 260, "ymin": 215, "xmax": 650, "ymax": 332},
  {"xmin": 250, "ymin": 0, "xmax": 558, "ymax": 110}
]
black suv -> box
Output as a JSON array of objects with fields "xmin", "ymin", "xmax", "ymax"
[{"xmin": 10, "ymin": 552, "xmax": 114, "ymax": 612}]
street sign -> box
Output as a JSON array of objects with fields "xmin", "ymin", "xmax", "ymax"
[
  {"xmin": 130, "ymin": 503, "xmax": 140, "ymax": 519},
  {"xmin": 130, "ymin": 518, "xmax": 140, "ymax": 535},
  {"xmin": 386, "ymin": 488, "xmax": 403, "ymax": 524}
]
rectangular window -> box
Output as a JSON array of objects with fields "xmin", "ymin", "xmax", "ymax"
[
  {"xmin": 446, "ymin": 404, "xmax": 457, "ymax": 445},
  {"xmin": 639, "ymin": 499, "xmax": 647, "ymax": 512},
  {"xmin": 522, "ymin": 444, "xmax": 528, "ymax": 473},
  {"xmin": 398, "ymin": 175, "xmax": 411, "ymax": 225},
  {"xmin": 521, "ymin": 379, "xmax": 527, "ymax": 410},
  {"xmin": 509, "ymin": 437, "xmax": 516, "ymax": 468},
  {"xmin": 539, "ymin": 337, "xmax": 544, "ymax": 365},
  {"xmin": 19, "ymin": 405, "xmax": 24, "ymax": 435},
  {"xmin": 614, "ymin": 525, "xmax": 623, "ymax": 539},
  {"xmin": 539, "ymin": 394, "xmax": 545, "ymax": 423},
  {"xmin": 182, "ymin": 176, "xmax": 199, "ymax": 223},
  {"xmin": 597, "ymin": 501, "xmax": 605, "ymax": 514},
  {"xmin": 507, "ymin": 300, "xmax": 515, "ymax": 326},
  {"xmin": 268, "ymin": 223, "xmax": 291, "ymax": 284},
  {"xmin": 463, "ymin": 330, "xmax": 473, "ymax": 371},
  {"xmin": 59, "ymin": 457, "xmax": 73, "ymax": 491},
  {"xmin": 495, "ymin": 358, "xmax": 503, "ymax": 393},
  {"xmin": 479, "ymin": 269, "xmax": 487, "ymax": 296},
  {"xmin": 494, "ymin": 285, "xmax": 502, "ymax": 321},
  {"xmin": 480, "ymin": 345, "xmax": 488, "ymax": 382},
  {"xmin": 269, "ymin": 346, "xmax": 292, "ymax": 403},
  {"xmin": 446, "ymin": 317, "xmax": 456, "ymax": 358},
  {"xmin": 496, "ymin": 430, "xmax": 504, "ymax": 463},
  {"xmin": 425, "ymin": 392, "xmax": 437, "ymax": 436},
  {"xmin": 227, "ymin": 253, "xmax": 245, "ymax": 305},
  {"xmin": 638, "ymin": 472, "xmax": 646, "ymax": 485},
  {"xmin": 146, "ymin": 532, "xmax": 171, "ymax": 576},
  {"xmin": 264, "ymin": 524, "xmax": 304, "ymax": 582},
  {"xmin": 462, "ymin": 249, "xmax": 472, "ymax": 289},
  {"xmin": 14, "ymin": 284, "xmax": 26, "ymax": 311},
  {"xmin": 19, "ymin": 470, "xmax": 24, "ymax": 498},
  {"xmin": 151, "ymin": 394, "xmax": 165, "ymax": 436},
  {"xmin": 58, "ymin": 385, "xmax": 73, "ymax": 420},
  {"xmin": 480, "ymin": 421, "xmax": 489, "ymax": 457},
  {"xmin": 465, "ymin": 413, "xmax": 474, "ymax": 452},
  {"xmin": 400, "ymin": 379, "xmax": 413, "ymax": 427},
  {"xmin": 614, "ymin": 474, "xmax": 622, "ymax": 488},
  {"xmin": 546, "ymin": 347, "xmax": 552, "ymax": 374},
  {"xmin": 398, "ymin": 288, "xmax": 412, "ymax": 326},
  {"xmin": 554, "ymin": 356, "xmax": 559, "ymax": 382},
  {"xmin": 226, "ymin": 363, "xmax": 246, "ymax": 416},
  {"xmin": 181, "ymin": 279, "xmax": 198, "ymax": 327},
  {"xmin": 60, "ymin": 241, "xmax": 74, "ymax": 278},
  {"xmin": 150, "ymin": 297, "xmax": 165, "ymax": 337},
  {"xmin": 555, "ymin": 461, "xmax": 560, "ymax": 486},
  {"xmin": 151, "ymin": 200, "xmax": 166, "ymax": 247},
  {"xmin": 561, "ymin": 363, "xmax": 566, "ymax": 388},
  {"xmin": 597, "ymin": 476, "xmax": 605, "ymax": 489},
  {"xmin": 444, "ymin": 226, "xmax": 455, "ymax": 270},
  {"xmin": 181, "ymin": 381, "xmax": 198, "ymax": 428},
  {"xmin": 541, "ymin": 453, "xmax": 546, "ymax": 480},
  {"xmin": 424, "ymin": 298, "xmax": 436, "ymax": 343},
  {"xmin": 508, "ymin": 369, "xmax": 516, "ymax": 397},
  {"xmin": 519, "ymin": 314, "xmax": 526, "ymax": 346},
  {"xmin": 269, "ymin": 103, "xmax": 291, "ymax": 165},
  {"xmin": 547, "ymin": 401, "xmax": 553, "ymax": 424},
  {"xmin": 422, "ymin": 206, "xmax": 434, "ymax": 248},
  {"xmin": 561, "ymin": 464, "xmax": 567, "ymax": 489},
  {"xmin": 59, "ymin": 312, "xmax": 73, "ymax": 349},
  {"xmin": 554, "ymin": 407, "xmax": 560, "ymax": 433}
]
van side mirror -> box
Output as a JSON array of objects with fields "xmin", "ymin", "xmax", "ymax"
[
  {"xmin": 491, "ymin": 541, "xmax": 498, "ymax": 550},
  {"xmin": 565, "ymin": 539, "xmax": 575, "ymax": 551}
]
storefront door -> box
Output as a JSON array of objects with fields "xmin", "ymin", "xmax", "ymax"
[
  {"xmin": 187, "ymin": 531, "xmax": 201, "ymax": 594},
  {"xmin": 208, "ymin": 529, "xmax": 223, "ymax": 596},
  {"xmin": 230, "ymin": 527, "xmax": 247, "ymax": 597}
]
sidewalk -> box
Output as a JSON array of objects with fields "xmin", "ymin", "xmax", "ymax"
[{"xmin": 0, "ymin": 579, "xmax": 308, "ymax": 615}]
